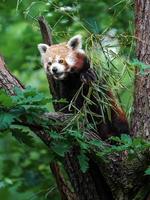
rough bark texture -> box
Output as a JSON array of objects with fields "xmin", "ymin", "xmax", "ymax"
[
  {"xmin": 131, "ymin": 0, "xmax": 150, "ymax": 139},
  {"xmin": 0, "ymin": 56, "xmax": 24, "ymax": 93}
]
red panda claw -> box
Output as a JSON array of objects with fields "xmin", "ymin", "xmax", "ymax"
[
  {"xmin": 80, "ymin": 68, "xmax": 97, "ymax": 84},
  {"xmin": 86, "ymin": 69, "xmax": 97, "ymax": 81},
  {"xmin": 80, "ymin": 75, "xmax": 87, "ymax": 83}
]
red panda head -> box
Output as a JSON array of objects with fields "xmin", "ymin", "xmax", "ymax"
[{"xmin": 38, "ymin": 35, "xmax": 88, "ymax": 80}]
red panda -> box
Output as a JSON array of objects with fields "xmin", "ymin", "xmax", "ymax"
[
  {"xmin": 38, "ymin": 35, "xmax": 129, "ymax": 140},
  {"xmin": 38, "ymin": 35, "xmax": 89, "ymax": 80}
]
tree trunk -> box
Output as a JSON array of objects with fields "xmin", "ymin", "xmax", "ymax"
[{"xmin": 131, "ymin": 0, "xmax": 150, "ymax": 139}]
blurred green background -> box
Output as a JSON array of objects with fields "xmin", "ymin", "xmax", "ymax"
[{"xmin": 0, "ymin": 0, "xmax": 134, "ymax": 199}]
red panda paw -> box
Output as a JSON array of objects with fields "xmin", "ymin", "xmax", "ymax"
[{"xmin": 80, "ymin": 68, "xmax": 97, "ymax": 85}]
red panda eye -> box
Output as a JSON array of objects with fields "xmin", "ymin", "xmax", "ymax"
[
  {"xmin": 48, "ymin": 61, "xmax": 52, "ymax": 65},
  {"xmin": 59, "ymin": 59, "xmax": 64, "ymax": 64}
]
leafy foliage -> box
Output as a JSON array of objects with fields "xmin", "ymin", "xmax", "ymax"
[
  {"xmin": 131, "ymin": 59, "xmax": 150, "ymax": 75},
  {"xmin": 77, "ymin": 151, "xmax": 89, "ymax": 173},
  {"xmin": 145, "ymin": 167, "xmax": 150, "ymax": 175},
  {"xmin": 0, "ymin": 112, "xmax": 16, "ymax": 130},
  {"xmin": 98, "ymin": 135, "xmax": 150, "ymax": 159},
  {"xmin": 0, "ymin": 87, "xmax": 59, "ymax": 199},
  {"xmin": 11, "ymin": 125, "xmax": 34, "ymax": 147},
  {"xmin": 0, "ymin": 87, "xmax": 54, "ymax": 132}
]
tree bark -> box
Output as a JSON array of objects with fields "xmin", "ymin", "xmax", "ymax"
[{"xmin": 131, "ymin": 0, "xmax": 150, "ymax": 139}]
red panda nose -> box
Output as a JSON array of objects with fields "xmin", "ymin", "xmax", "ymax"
[{"xmin": 52, "ymin": 67, "xmax": 58, "ymax": 73}]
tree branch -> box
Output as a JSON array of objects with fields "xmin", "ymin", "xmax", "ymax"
[
  {"xmin": 38, "ymin": 16, "xmax": 52, "ymax": 46},
  {"xmin": 50, "ymin": 162, "xmax": 77, "ymax": 200}
]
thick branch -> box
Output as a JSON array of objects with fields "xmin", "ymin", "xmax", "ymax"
[
  {"xmin": 50, "ymin": 162, "xmax": 77, "ymax": 200},
  {"xmin": 38, "ymin": 16, "xmax": 52, "ymax": 46},
  {"xmin": 0, "ymin": 56, "xmax": 24, "ymax": 93},
  {"xmin": 43, "ymin": 112, "xmax": 72, "ymax": 122}
]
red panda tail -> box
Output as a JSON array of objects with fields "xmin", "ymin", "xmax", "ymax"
[{"xmin": 107, "ymin": 91, "xmax": 130, "ymax": 136}]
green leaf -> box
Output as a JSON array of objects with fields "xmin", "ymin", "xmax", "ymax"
[
  {"xmin": 131, "ymin": 59, "xmax": 150, "ymax": 75},
  {"xmin": 0, "ymin": 90, "xmax": 13, "ymax": 107},
  {"xmin": 78, "ymin": 140, "xmax": 89, "ymax": 150},
  {"xmin": 11, "ymin": 125, "xmax": 34, "ymax": 147},
  {"xmin": 0, "ymin": 112, "xmax": 16, "ymax": 130},
  {"xmin": 109, "ymin": 136, "xmax": 122, "ymax": 143},
  {"xmin": 68, "ymin": 130, "xmax": 83, "ymax": 140},
  {"xmin": 49, "ymin": 131, "xmax": 63, "ymax": 140},
  {"xmin": 88, "ymin": 139, "xmax": 103, "ymax": 147},
  {"xmin": 12, "ymin": 86, "xmax": 50, "ymax": 106},
  {"xmin": 77, "ymin": 152, "xmax": 89, "ymax": 173},
  {"xmin": 121, "ymin": 134, "xmax": 132, "ymax": 145},
  {"xmin": 51, "ymin": 141, "xmax": 71, "ymax": 157},
  {"xmin": 53, "ymin": 98, "xmax": 68, "ymax": 104},
  {"xmin": 145, "ymin": 167, "xmax": 150, "ymax": 175}
]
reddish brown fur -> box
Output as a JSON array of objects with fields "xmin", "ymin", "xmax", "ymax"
[
  {"xmin": 74, "ymin": 53, "xmax": 85, "ymax": 70},
  {"xmin": 46, "ymin": 44, "xmax": 69, "ymax": 58},
  {"xmin": 107, "ymin": 91, "xmax": 128, "ymax": 122}
]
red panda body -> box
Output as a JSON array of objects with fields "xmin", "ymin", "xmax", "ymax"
[{"xmin": 38, "ymin": 35, "xmax": 129, "ymax": 140}]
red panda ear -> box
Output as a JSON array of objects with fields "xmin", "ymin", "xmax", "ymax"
[
  {"xmin": 67, "ymin": 35, "xmax": 82, "ymax": 50},
  {"xmin": 37, "ymin": 43, "xmax": 49, "ymax": 55}
]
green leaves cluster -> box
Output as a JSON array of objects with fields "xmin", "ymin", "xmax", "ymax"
[
  {"xmin": 0, "ymin": 86, "xmax": 50, "ymax": 146},
  {"xmin": 0, "ymin": 86, "xmax": 93, "ymax": 173},
  {"xmin": 99, "ymin": 134, "xmax": 150, "ymax": 157}
]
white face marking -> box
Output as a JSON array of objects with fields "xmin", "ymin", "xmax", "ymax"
[
  {"xmin": 54, "ymin": 73, "xmax": 66, "ymax": 80},
  {"xmin": 77, "ymin": 49, "xmax": 85, "ymax": 54},
  {"xmin": 49, "ymin": 62, "xmax": 66, "ymax": 80},
  {"xmin": 43, "ymin": 55, "xmax": 67, "ymax": 80},
  {"xmin": 49, "ymin": 57, "xmax": 52, "ymax": 62},
  {"xmin": 66, "ymin": 53, "xmax": 76, "ymax": 70},
  {"xmin": 50, "ymin": 63, "xmax": 65, "ymax": 74},
  {"xmin": 55, "ymin": 55, "xmax": 61, "ymax": 62}
]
